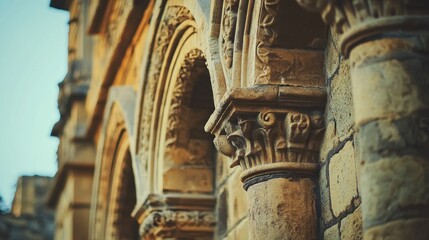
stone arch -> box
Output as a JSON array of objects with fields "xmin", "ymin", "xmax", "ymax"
[
  {"xmin": 137, "ymin": 3, "xmax": 220, "ymax": 198},
  {"xmin": 156, "ymin": 48, "xmax": 215, "ymax": 194},
  {"xmin": 89, "ymin": 90, "xmax": 140, "ymax": 240},
  {"xmin": 135, "ymin": 3, "xmax": 217, "ymax": 239}
]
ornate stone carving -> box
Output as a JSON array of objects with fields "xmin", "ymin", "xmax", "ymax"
[
  {"xmin": 214, "ymin": 110, "xmax": 324, "ymax": 178},
  {"xmin": 139, "ymin": 6, "xmax": 193, "ymax": 163},
  {"xmin": 140, "ymin": 210, "xmax": 216, "ymax": 238},
  {"xmin": 165, "ymin": 49, "xmax": 206, "ymax": 148},
  {"xmin": 295, "ymin": 0, "xmax": 429, "ymax": 55},
  {"xmin": 220, "ymin": 0, "xmax": 239, "ymax": 70},
  {"xmin": 256, "ymin": 0, "xmax": 280, "ymax": 82}
]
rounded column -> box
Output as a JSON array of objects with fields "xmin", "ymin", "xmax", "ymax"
[{"xmin": 296, "ymin": 1, "xmax": 429, "ymax": 238}]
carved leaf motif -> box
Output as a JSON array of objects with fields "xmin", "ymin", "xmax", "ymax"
[{"xmin": 215, "ymin": 111, "xmax": 324, "ymax": 170}]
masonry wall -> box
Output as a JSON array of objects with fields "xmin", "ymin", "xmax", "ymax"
[{"xmin": 319, "ymin": 30, "xmax": 363, "ymax": 240}]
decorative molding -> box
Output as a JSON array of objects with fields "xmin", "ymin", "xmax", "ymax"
[
  {"xmin": 295, "ymin": 0, "xmax": 429, "ymax": 55},
  {"xmin": 165, "ymin": 49, "xmax": 206, "ymax": 148},
  {"xmin": 140, "ymin": 210, "xmax": 216, "ymax": 238},
  {"xmin": 139, "ymin": 6, "xmax": 194, "ymax": 162},
  {"xmin": 135, "ymin": 194, "xmax": 216, "ymax": 239},
  {"xmin": 256, "ymin": 0, "xmax": 280, "ymax": 82},
  {"xmin": 220, "ymin": 0, "xmax": 239, "ymax": 70}
]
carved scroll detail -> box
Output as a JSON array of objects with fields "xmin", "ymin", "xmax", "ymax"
[
  {"xmin": 221, "ymin": 0, "xmax": 239, "ymax": 70},
  {"xmin": 256, "ymin": 0, "xmax": 279, "ymax": 82},
  {"xmin": 140, "ymin": 210, "xmax": 216, "ymax": 238},
  {"xmin": 215, "ymin": 111, "xmax": 324, "ymax": 170}
]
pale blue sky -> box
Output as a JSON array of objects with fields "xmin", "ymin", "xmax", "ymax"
[{"xmin": 0, "ymin": 0, "xmax": 68, "ymax": 207}]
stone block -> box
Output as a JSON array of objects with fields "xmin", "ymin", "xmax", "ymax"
[
  {"xmin": 325, "ymin": 33, "xmax": 340, "ymax": 79},
  {"xmin": 320, "ymin": 120, "xmax": 340, "ymax": 162},
  {"xmin": 319, "ymin": 163, "xmax": 334, "ymax": 226},
  {"xmin": 329, "ymin": 141, "xmax": 358, "ymax": 217},
  {"xmin": 329, "ymin": 60, "xmax": 354, "ymax": 141},
  {"xmin": 340, "ymin": 207, "xmax": 362, "ymax": 240},
  {"xmin": 361, "ymin": 155, "xmax": 429, "ymax": 228},
  {"xmin": 163, "ymin": 167, "xmax": 213, "ymax": 193}
]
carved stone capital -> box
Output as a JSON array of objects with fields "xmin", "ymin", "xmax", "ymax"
[
  {"xmin": 206, "ymin": 86, "xmax": 326, "ymax": 188},
  {"xmin": 296, "ymin": 0, "xmax": 429, "ymax": 56},
  {"xmin": 215, "ymin": 111, "xmax": 323, "ymax": 186},
  {"xmin": 140, "ymin": 210, "xmax": 216, "ymax": 238}
]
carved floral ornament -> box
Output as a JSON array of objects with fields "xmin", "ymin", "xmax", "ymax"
[
  {"xmin": 295, "ymin": 0, "xmax": 429, "ymax": 55},
  {"xmin": 214, "ymin": 110, "xmax": 324, "ymax": 185},
  {"xmin": 221, "ymin": 0, "xmax": 239, "ymax": 70},
  {"xmin": 140, "ymin": 210, "xmax": 216, "ymax": 238}
]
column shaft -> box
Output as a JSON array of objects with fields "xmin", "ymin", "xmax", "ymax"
[
  {"xmin": 350, "ymin": 34, "xmax": 429, "ymax": 239},
  {"xmin": 247, "ymin": 177, "xmax": 317, "ymax": 240}
]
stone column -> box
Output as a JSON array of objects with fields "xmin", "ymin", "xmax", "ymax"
[
  {"xmin": 206, "ymin": 86, "xmax": 326, "ymax": 240},
  {"xmin": 297, "ymin": 1, "xmax": 429, "ymax": 239}
]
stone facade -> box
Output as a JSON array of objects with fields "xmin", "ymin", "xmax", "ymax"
[
  {"xmin": 0, "ymin": 176, "xmax": 54, "ymax": 240},
  {"xmin": 47, "ymin": 0, "xmax": 429, "ymax": 239}
]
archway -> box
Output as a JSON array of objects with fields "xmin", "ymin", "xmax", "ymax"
[
  {"xmin": 89, "ymin": 103, "xmax": 139, "ymax": 240},
  {"xmin": 136, "ymin": 5, "xmax": 217, "ymax": 239}
]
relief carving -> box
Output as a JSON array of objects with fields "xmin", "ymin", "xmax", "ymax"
[
  {"xmin": 139, "ymin": 6, "xmax": 193, "ymax": 163},
  {"xmin": 220, "ymin": 0, "xmax": 239, "ymax": 70},
  {"xmin": 165, "ymin": 49, "xmax": 205, "ymax": 148},
  {"xmin": 256, "ymin": 0, "xmax": 280, "ymax": 82},
  {"xmin": 214, "ymin": 111, "xmax": 324, "ymax": 171},
  {"xmin": 140, "ymin": 210, "xmax": 216, "ymax": 238}
]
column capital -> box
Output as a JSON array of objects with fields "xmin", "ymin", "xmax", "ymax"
[
  {"xmin": 205, "ymin": 85, "xmax": 326, "ymax": 188},
  {"xmin": 296, "ymin": 0, "xmax": 429, "ymax": 56}
]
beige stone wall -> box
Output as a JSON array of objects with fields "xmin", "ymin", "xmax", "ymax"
[
  {"xmin": 319, "ymin": 30, "xmax": 362, "ymax": 240},
  {"xmin": 215, "ymin": 154, "xmax": 248, "ymax": 240}
]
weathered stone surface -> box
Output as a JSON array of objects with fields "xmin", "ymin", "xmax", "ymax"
[
  {"xmin": 224, "ymin": 218, "xmax": 249, "ymax": 240},
  {"xmin": 329, "ymin": 141, "xmax": 358, "ymax": 217},
  {"xmin": 325, "ymin": 32, "xmax": 340, "ymax": 79},
  {"xmin": 247, "ymin": 178, "xmax": 317, "ymax": 240},
  {"xmin": 320, "ymin": 120, "xmax": 340, "ymax": 162},
  {"xmin": 324, "ymin": 224, "xmax": 340, "ymax": 240},
  {"xmin": 340, "ymin": 207, "xmax": 362, "ymax": 240},
  {"xmin": 319, "ymin": 163, "xmax": 334, "ymax": 226},
  {"xmin": 365, "ymin": 218, "xmax": 429, "ymax": 240},
  {"xmin": 227, "ymin": 169, "xmax": 247, "ymax": 228},
  {"xmin": 361, "ymin": 156, "xmax": 429, "ymax": 228},
  {"xmin": 329, "ymin": 59, "xmax": 354, "ymax": 141},
  {"xmin": 350, "ymin": 38, "xmax": 429, "ymax": 127}
]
